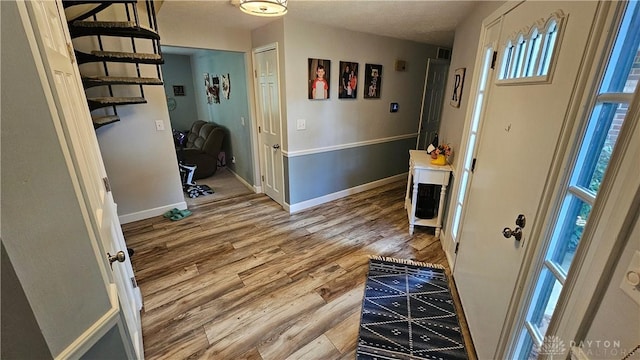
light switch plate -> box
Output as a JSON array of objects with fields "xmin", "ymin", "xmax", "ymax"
[
  {"xmin": 619, "ymin": 250, "xmax": 640, "ymax": 305},
  {"xmin": 297, "ymin": 119, "xmax": 306, "ymax": 130},
  {"xmin": 155, "ymin": 120, "xmax": 165, "ymax": 131}
]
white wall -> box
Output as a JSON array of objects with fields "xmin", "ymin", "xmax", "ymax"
[
  {"xmin": 582, "ymin": 215, "xmax": 640, "ymax": 358},
  {"xmin": 282, "ymin": 17, "xmax": 438, "ymax": 153},
  {"xmin": 72, "ymin": 4, "xmax": 186, "ymax": 221},
  {"xmin": 438, "ymin": 1, "xmax": 504, "ymax": 161},
  {"xmin": 158, "ymin": 9, "xmax": 252, "ymax": 52}
]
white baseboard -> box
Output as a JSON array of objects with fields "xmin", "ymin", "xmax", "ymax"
[
  {"xmin": 445, "ymin": 245, "xmax": 456, "ymax": 270},
  {"xmin": 439, "ymin": 230, "xmax": 457, "ymax": 270},
  {"xmin": 119, "ymin": 173, "xmax": 404, "ymax": 221},
  {"xmin": 119, "ymin": 170, "xmax": 254, "ymax": 224},
  {"xmin": 119, "ymin": 201, "xmax": 187, "ymax": 224},
  {"xmin": 288, "ymin": 173, "xmax": 408, "ymax": 214}
]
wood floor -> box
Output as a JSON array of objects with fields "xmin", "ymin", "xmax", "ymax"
[
  {"xmin": 122, "ymin": 180, "xmax": 476, "ymax": 360},
  {"xmin": 183, "ymin": 167, "xmax": 253, "ymax": 208}
]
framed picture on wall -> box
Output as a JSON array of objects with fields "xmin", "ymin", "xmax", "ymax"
[
  {"xmin": 339, "ymin": 61, "xmax": 358, "ymax": 99},
  {"xmin": 364, "ymin": 63, "xmax": 382, "ymax": 99},
  {"xmin": 173, "ymin": 85, "xmax": 185, "ymax": 96},
  {"xmin": 211, "ymin": 76, "xmax": 220, "ymax": 104},
  {"xmin": 204, "ymin": 73, "xmax": 213, "ymax": 104},
  {"xmin": 308, "ymin": 58, "xmax": 330, "ymax": 100},
  {"xmin": 450, "ymin": 68, "xmax": 466, "ymax": 108},
  {"xmin": 222, "ymin": 73, "xmax": 231, "ymax": 99}
]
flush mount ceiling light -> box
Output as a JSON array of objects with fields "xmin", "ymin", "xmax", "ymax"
[{"xmin": 239, "ymin": 0, "xmax": 287, "ymax": 17}]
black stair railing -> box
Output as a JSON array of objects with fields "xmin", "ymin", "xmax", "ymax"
[{"xmin": 63, "ymin": 0, "xmax": 164, "ymax": 129}]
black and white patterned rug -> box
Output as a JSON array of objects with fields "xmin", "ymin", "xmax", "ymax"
[
  {"xmin": 183, "ymin": 184, "xmax": 214, "ymax": 198},
  {"xmin": 356, "ymin": 256, "xmax": 468, "ymax": 360}
]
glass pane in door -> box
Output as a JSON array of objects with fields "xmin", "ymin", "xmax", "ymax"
[
  {"xmin": 549, "ymin": 195, "xmax": 592, "ymax": 274},
  {"xmin": 526, "ymin": 268, "xmax": 563, "ymax": 337},
  {"xmin": 571, "ymin": 103, "xmax": 628, "ymax": 195}
]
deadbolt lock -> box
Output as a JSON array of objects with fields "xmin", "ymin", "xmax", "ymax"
[{"xmin": 503, "ymin": 214, "xmax": 526, "ymax": 241}]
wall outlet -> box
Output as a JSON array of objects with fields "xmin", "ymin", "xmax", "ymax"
[
  {"xmin": 231, "ymin": 156, "xmax": 236, "ymax": 164},
  {"xmin": 297, "ymin": 119, "xmax": 306, "ymax": 130},
  {"xmin": 241, "ymin": 117, "xmax": 245, "ymax": 126},
  {"xmin": 155, "ymin": 120, "xmax": 164, "ymax": 131},
  {"xmin": 620, "ymin": 250, "xmax": 640, "ymax": 305}
]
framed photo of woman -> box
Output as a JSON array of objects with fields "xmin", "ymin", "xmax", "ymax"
[{"xmin": 339, "ymin": 61, "xmax": 358, "ymax": 99}]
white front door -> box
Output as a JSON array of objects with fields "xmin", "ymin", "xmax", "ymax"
[
  {"xmin": 254, "ymin": 46, "xmax": 284, "ymax": 206},
  {"xmin": 417, "ymin": 58, "xmax": 449, "ymax": 150},
  {"xmin": 452, "ymin": 2, "xmax": 600, "ymax": 358},
  {"xmin": 26, "ymin": 1, "xmax": 144, "ymax": 357}
]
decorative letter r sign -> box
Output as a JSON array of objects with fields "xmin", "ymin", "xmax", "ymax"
[{"xmin": 450, "ymin": 68, "xmax": 466, "ymax": 108}]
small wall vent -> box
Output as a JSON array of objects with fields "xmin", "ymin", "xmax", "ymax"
[{"xmin": 437, "ymin": 48, "xmax": 452, "ymax": 60}]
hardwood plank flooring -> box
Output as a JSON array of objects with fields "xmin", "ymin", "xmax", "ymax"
[{"xmin": 122, "ymin": 180, "xmax": 477, "ymax": 359}]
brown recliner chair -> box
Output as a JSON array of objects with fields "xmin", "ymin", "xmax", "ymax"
[{"xmin": 180, "ymin": 120, "xmax": 224, "ymax": 180}]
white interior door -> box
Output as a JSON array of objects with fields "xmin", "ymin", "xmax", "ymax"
[
  {"xmin": 26, "ymin": 1, "xmax": 144, "ymax": 358},
  {"xmin": 417, "ymin": 59, "xmax": 449, "ymax": 150},
  {"xmin": 452, "ymin": 2, "xmax": 600, "ymax": 358},
  {"xmin": 254, "ymin": 46, "xmax": 284, "ymax": 206}
]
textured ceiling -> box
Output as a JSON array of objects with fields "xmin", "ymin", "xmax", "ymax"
[{"xmin": 158, "ymin": 0, "xmax": 480, "ymax": 47}]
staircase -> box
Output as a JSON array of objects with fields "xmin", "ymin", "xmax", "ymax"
[{"xmin": 63, "ymin": 0, "xmax": 164, "ymax": 129}]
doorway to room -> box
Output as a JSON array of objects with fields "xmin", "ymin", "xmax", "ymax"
[
  {"xmin": 161, "ymin": 45, "xmax": 256, "ymax": 205},
  {"xmin": 416, "ymin": 58, "xmax": 449, "ymax": 150}
]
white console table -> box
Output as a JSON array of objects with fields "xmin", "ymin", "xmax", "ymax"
[{"xmin": 404, "ymin": 150, "xmax": 452, "ymax": 237}]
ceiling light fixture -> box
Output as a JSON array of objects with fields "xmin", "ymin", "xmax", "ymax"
[{"xmin": 239, "ymin": 0, "xmax": 287, "ymax": 17}]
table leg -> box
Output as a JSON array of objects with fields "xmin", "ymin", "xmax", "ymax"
[
  {"xmin": 435, "ymin": 184, "xmax": 448, "ymax": 239},
  {"xmin": 404, "ymin": 165, "xmax": 413, "ymax": 209},
  {"xmin": 411, "ymin": 181, "xmax": 419, "ymax": 221}
]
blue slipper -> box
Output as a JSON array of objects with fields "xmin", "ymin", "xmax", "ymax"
[
  {"xmin": 170, "ymin": 209, "xmax": 192, "ymax": 221},
  {"xmin": 163, "ymin": 208, "xmax": 180, "ymax": 218}
]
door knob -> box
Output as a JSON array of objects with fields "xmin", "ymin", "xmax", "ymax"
[
  {"xmin": 273, "ymin": 144, "xmax": 280, "ymax": 149},
  {"xmin": 503, "ymin": 227, "xmax": 522, "ymax": 241},
  {"xmin": 108, "ymin": 251, "xmax": 126, "ymax": 268}
]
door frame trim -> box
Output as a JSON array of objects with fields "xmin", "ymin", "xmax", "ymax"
[
  {"xmin": 251, "ymin": 42, "xmax": 285, "ymax": 207},
  {"xmin": 443, "ymin": 10, "xmax": 506, "ymax": 268}
]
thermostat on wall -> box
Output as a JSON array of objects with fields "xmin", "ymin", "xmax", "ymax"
[{"xmin": 390, "ymin": 102, "xmax": 399, "ymax": 113}]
